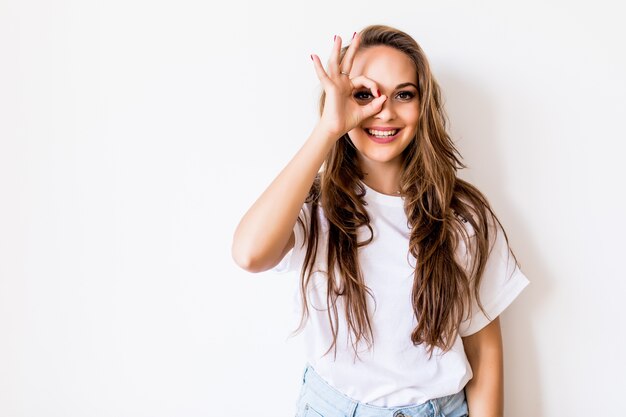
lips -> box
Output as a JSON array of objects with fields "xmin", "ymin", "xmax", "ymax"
[
  {"xmin": 364, "ymin": 127, "xmax": 402, "ymax": 143},
  {"xmin": 365, "ymin": 126, "xmax": 401, "ymax": 131},
  {"xmin": 366, "ymin": 128, "xmax": 398, "ymax": 136}
]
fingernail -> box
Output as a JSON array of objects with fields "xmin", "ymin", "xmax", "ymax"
[
  {"xmin": 334, "ymin": 35, "xmax": 336, "ymax": 41},
  {"xmin": 310, "ymin": 54, "xmax": 313, "ymax": 61},
  {"xmin": 352, "ymin": 32, "xmax": 356, "ymax": 39}
]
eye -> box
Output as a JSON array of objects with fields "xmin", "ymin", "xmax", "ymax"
[
  {"xmin": 354, "ymin": 91, "xmax": 373, "ymax": 101},
  {"xmin": 397, "ymin": 91, "xmax": 415, "ymax": 100}
]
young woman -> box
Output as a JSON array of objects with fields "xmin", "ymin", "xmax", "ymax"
[{"xmin": 232, "ymin": 24, "xmax": 529, "ymax": 417}]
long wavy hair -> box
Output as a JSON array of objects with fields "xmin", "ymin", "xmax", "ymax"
[{"xmin": 290, "ymin": 24, "xmax": 518, "ymax": 360}]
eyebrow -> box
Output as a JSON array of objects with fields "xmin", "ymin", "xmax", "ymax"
[{"xmin": 396, "ymin": 82, "xmax": 418, "ymax": 90}]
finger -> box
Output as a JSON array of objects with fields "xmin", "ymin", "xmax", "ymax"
[
  {"xmin": 360, "ymin": 95, "xmax": 387, "ymax": 119},
  {"xmin": 327, "ymin": 35, "xmax": 342, "ymax": 76},
  {"xmin": 339, "ymin": 32, "xmax": 360, "ymax": 75},
  {"xmin": 349, "ymin": 75, "xmax": 380, "ymax": 97},
  {"xmin": 311, "ymin": 54, "xmax": 331, "ymax": 88}
]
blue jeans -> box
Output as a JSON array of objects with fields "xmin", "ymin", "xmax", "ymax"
[{"xmin": 295, "ymin": 363, "xmax": 469, "ymax": 417}]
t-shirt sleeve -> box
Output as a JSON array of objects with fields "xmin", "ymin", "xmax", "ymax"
[
  {"xmin": 457, "ymin": 220, "xmax": 530, "ymax": 337},
  {"xmin": 270, "ymin": 202, "xmax": 311, "ymax": 275}
]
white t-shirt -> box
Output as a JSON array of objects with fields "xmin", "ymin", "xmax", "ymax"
[{"xmin": 272, "ymin": 181, "xmax": 530, "ymax": 407}]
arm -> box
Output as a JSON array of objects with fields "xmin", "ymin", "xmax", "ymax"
[
  {"xmin": 231, "ymin": 33, "xmax": 386, "ymax": 274},
  {"xmin": 231, "ymin": 125, "xmax": 337, "ymax": 273},
  {"xmin": 461, "ymin": 316, "xmax": 504, "ymax": 417}
]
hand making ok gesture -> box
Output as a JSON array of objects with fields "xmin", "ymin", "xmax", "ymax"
[{"xmin": 310, "ymin": 33, "xmax": 387, "ymax": 139}]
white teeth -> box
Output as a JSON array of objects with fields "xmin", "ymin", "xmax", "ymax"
[{"xmin": 367, "ymin": 129, "xmax": 398, "ymax": 137}]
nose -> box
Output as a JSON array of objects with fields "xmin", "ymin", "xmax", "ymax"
[{"xmin": 374, "ymin": 94, "xmax": 396, "ymax": 121}]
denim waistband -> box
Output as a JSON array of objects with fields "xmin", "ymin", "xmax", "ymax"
[{"xmin": 299, "ymin": 363, "xmax": 467, "ymax": 417}]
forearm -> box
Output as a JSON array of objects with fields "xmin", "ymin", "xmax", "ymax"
[
  {"xmin": 464, "ymin": 349, "xmax": 503, "ymax": 416},
  {"xmin": 232, "ymin": 124, "xmax": 337, "ymax": 272},
  {"xmin": 462, "ymin": 317, "xmax": 504, "ymax": 417}
]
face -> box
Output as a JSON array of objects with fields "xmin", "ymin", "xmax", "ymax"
[{"xmin": 346, "ymin": 45, "xmax": 420, "ymax": 175}]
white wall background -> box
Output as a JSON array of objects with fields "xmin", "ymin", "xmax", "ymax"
[{"xmin": 1, "ymin": 0, "xmax": 624, "ymax": 416}]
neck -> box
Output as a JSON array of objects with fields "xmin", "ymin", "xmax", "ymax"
[{"xmin": 357, "ymin": 155, "xmax": 403, "ymax": 196}]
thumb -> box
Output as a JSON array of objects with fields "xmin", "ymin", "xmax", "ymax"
[{"xmin": 361, "ymin": 95, "xmax": 387, "ymax": 119}]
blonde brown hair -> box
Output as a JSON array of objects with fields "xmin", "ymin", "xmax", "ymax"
[{"xmin": 291, "ymin": 24, "xmax": 517, "ymax": 360}]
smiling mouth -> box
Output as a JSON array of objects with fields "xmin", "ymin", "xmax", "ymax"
[{"xmin": 364, "ymin": 128, "xmax": 401, "ymax": 138}]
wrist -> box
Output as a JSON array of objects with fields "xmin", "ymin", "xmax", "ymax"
[{"xmin": 312, "ymin": 123, "xmax": 344, "ymax": 146}]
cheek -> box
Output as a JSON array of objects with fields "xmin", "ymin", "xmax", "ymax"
[
  {"xmin": 347, "ymin": 127, "xmax": 366, "ymax": 141},
  {"xmin": 400, "ymin": 106, "xmax": 420, "ymax": 123},
  {"xmin": 402, "ymin": 115, "xmax": 420, "ymax": 134},
  {"xmin": 346, "ymin": 130, "xmax": 370, "ymax": 153}
]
